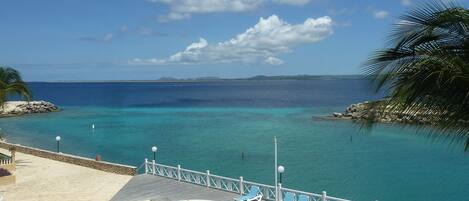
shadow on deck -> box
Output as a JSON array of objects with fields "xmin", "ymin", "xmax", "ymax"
[{"xmin": 111, "ymin": 174, "xmax": 239, "ymax": 201}]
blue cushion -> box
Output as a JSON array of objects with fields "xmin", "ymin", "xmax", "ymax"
[
  {"xmin": 298, "ymin": 195, "xmax": 309, "ymax": 201},
  {"xmin": 283, "ymin": 192, "xmax": 295, "ymax": 201}
]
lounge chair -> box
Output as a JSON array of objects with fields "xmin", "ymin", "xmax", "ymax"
[
  {"xmin": 283, "ymin": 192, "xmax": 295, "ymax": 201},
  {"xmin": 298, "ymin": 195, "xmax": 309, "ymax": 201},
  {"xmin": 234, "ymin": 186, "xmax": 263, "ymax": 201}
]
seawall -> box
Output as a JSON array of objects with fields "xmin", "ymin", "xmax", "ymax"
[{"xmin": 0, "ymin": 141, "xmax": 137, "ymax": 176}]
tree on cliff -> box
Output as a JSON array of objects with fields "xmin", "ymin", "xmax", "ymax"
[
  {"xmin": 364, "ymin": 1, "xmax": 469, "ymax": 150},
  {"xmin": 0, "ymin": 67, "xmax": 31, "ymax": 106}
]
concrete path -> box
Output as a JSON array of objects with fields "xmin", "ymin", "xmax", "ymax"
[
  {"xmin": 111, "ymin": 174, "xmax": 238, "ymax": 201},
  {"xmin": 0, "ymin": 148, "xmax": 131, "ymax": 201}
]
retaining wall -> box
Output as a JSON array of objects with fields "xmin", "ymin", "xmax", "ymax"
[{"xmin": 0, "ymin": 141, "xmax": 137, "ymax": 175}]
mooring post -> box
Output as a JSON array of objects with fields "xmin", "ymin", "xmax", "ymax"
[
  {"xmin": 239, "ymin": 176, "xmax": 244, "ymax": 195},
  {"xmin": 152, "ymin": 160, "xmax": 156, "ymax": 175},
  {"xmin": 177, "ymin": 165, "xmax": 181, "ymax": 181},
  {"xmin": 144, "ymin": 158, "xmax": 148, "ymax": 174},
  {"xmin": 278, "ymin": 183, "xmax": 283, "ymax": 201},
  {"xmin": 206, "ymin": 170, "xmax": 210, "ymax": 188}
]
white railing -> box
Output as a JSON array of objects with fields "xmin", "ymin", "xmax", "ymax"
[
  {"xmin": 0, "ymin": 159, "xmax": 11, "ymax": 165},
  {"xmin": 143, "ymin": 159, "xmax": 351, "ymax": 201}
]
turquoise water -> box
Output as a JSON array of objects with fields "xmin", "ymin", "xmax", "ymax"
[
  {"xmin": 1, "ymin": 106, "xmax": 468, "ymax": 201},
  {"xmin": 1, "ymin": 80, "xmax": 469, "ymax": 201}
]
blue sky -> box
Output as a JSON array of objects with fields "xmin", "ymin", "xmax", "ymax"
[{"xmin": 0, "ymin": 0, "xmax": 467, "ymax": 81}]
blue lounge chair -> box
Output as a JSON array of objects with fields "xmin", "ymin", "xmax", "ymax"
[
  {"xmin": 234, "ymin": 186, "xmax": 263, "ymax": 201},
  {"xmin": 283, "ymin": 192, "xmax": 295, "ymax": 201},
  {"xmin": 298, "ymin": 195, "xmax": 309, "ymax": 201}
]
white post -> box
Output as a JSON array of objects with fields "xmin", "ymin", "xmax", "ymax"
[
  {"xmin": 278, "ymin": 183, "xmax": 283, "ymax": 201},
  {"xmin": 274, "ymin": 137, "xmax": 278, "ymax": 201},
  {"xmin": 152, "ymin": 160, "xmax": 156, "ymax": 175},
  {"xmin": 177, "ymin": 165, "xmax": 181, "ymax": 181},
  {"xmin": 206, "ymin": 170, "xmax": 210, "ymax": 188},
  {"xmin": 322, "ymin": 191, "xmax": 327, "ymax": 201},
  {"xmin": 239, "ymin": 176, "xmax": 244, "ymax": 195},
  {"xmin": 144, "ymin": 158, "xmax": 148, "ymax": 174}
]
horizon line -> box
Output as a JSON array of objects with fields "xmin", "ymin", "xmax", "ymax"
[{"xmin": 26, "ymin": 74, "xmax": 365, "ymax": 83}]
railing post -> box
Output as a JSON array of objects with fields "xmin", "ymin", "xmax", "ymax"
[
  {"xmin": 177, "ymin": 165, "xmax": 181, "ymax": 181},
  {"xmin": 239, "ymin": 176, "xmax": 244, "ymax": 195},
  {"xmin": 152, "ymin": 160, "xmax": 156, "ymax": 175},
  {"xmin": 144, "ymin": 158, "xmax": 148, "ymax": 174},
  {"xmin": 206, "ymin": 170, "xmax": 210, "ymax": 188},
  {"xmin": 278, "ymin": 183, "xmax": 283, "ymax": 201},
  {"xmin": 322, "ymin": 191, "xmax": 327, "ymax": 201}
]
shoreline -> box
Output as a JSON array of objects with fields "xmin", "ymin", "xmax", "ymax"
[{"xmin": 330, "ymin": 100, "xmax": 435, "ymax": 125}]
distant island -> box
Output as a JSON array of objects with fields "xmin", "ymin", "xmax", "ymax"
[
  {"xmin": 142, "ymin": 74, "xmax": 364, "ymax": 82},
  {"xmin": 38, "ymin": 75, "xmax": 365, "ymax": 83}
]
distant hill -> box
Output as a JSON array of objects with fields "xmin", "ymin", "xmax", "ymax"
[
  {"xmin": 157, "ymin": 75, "xmax": 364, "ymax": 82},
  {"xmin": 34, "ymin": 75, "xmax": 365, "ymax": 83},
  {"xmin": 242, "ymin": 75, "xmax": 364, "ymax": 80}
]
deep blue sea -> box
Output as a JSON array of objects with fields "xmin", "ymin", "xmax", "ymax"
[{"xmin": 0, "ymin": 79, "xmax": 468, "ymax": 201}]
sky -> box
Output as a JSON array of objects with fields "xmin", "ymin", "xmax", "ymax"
[{"xmin": 0, "ymin": 0, "xmax": 467, "ymax": 81}]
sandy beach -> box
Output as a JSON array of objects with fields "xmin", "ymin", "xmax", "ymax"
[{"xmin": 0, "ymin": 149, "xmax": 132, "ymax": 201}]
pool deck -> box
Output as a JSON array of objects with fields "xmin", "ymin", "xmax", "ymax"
[{"xmin": 111, "ymin": 174, "xmax": 239, "ymax": 201}]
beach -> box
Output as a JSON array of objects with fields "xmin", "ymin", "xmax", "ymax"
[{"xmin": 0, "ymin": 148, "xmax": 131, "ymax": 201}]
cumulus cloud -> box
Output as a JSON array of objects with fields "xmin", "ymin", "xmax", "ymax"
[
  {"xmin": 130, "ymin": 15, "xmax": 333, "ymax": 65},
  {"xmin": 151, "ymin": 0, "xmax": 310, "ymax": 22},
  {"xmin": 373, "ymin": 10, "xmax": 389, "ymax": 19},
  {"xmin": 264, "ymin": 56, "xmax": 284, "ymax": 65},
  {"xmin": 152, "ymin": 0, "xmax": 262, "ymax": 22}
]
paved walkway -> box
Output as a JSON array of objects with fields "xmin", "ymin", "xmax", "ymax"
[
  {"xmin": 111, "ymin": 174, "xmax": 239, "ymax": 201},
  {"xmin": 0, "ymin": 148, "xmax": 131, "ymax": 201}
]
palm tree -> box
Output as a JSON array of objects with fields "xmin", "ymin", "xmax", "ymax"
[
  {"xmin": 0, "ymin": 67, "xmax": 31, "ymax": 106},
  {"xmin": 363, "ymin": 1, "xmax": 469, "ymax": 149}
]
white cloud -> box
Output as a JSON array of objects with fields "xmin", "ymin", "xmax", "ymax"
[
  {"xmin": 153, "ymin": 0, "xmax": 263, "ymax": 21},
  {"xmin": 151, "ymin": 0, "xmax": 310, "ymax": 22},
  {"xmin": 264, "ymin": 56, "xmax": 284, "ymax": 65},
  {"xmin": 373, "ymin": 10, "xmax": 389, "ymax": 19},
  {"xmin": 401, "ymin": 0, "xmax": 411, "ymax": 6},
  {"xmin": 130, "ymin": 15, "xmax": 333, "ymax": 65},
  {"xmin": 272, "ymin": 0, "xmax": 310, "ymax": 6}
]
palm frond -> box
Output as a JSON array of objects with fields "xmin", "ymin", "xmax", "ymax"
[
  {"xmin": 0, "ymin": 67, "xmax": 32, "ymax": 106},
  {"xmin": 363, "ymin": 1, "xmax": 469, "ymax": 150}
]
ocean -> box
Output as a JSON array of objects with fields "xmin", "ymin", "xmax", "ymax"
[{"xmin": 0, "ymin": 79, "xmax": 468, "ymax": 201}]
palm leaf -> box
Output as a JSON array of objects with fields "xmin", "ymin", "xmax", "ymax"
[
  {"xmin": 363, "ymin": 1, "xmax": 469, "ymax": 150},
  {"xmin": 0, "ymin": 66, "xmax": 32, "ymax": 106}
]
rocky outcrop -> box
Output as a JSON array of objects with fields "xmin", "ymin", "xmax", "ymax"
[
  {"xmin": 332, "ymin": 101, "xmax": 433, "ymax": 124},
  {"xmin": 0, "ymin": 101, "xmax": 59, "ymax": 117}
]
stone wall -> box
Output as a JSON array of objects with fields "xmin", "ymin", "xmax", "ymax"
[
  {"xmin": 0, "ymin": 101, "xmax": 58, "ymax": 117},
  {"xmin": 0, "ymin": 141, "xmax": 137, "ymax": 176}
]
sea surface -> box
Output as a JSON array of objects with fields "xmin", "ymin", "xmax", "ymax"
[{"xmin": 0, "ymin": 79, "xmax": 468, "ymax": 201}]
